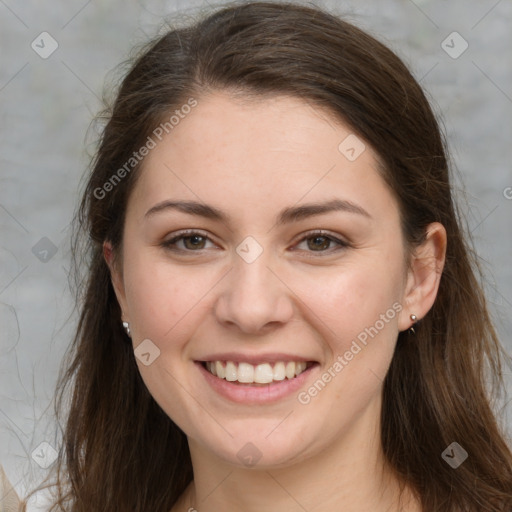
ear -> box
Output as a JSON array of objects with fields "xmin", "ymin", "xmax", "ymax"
[
  {"xmin": 399, "ymin": 222, "xmax": 447, "ymax": 331},
  {"xmin": 103, "ymin": 241, "xmax": 130, "ymax": 321}
]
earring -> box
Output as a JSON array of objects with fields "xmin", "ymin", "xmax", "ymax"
[
  {"xmin": 409, "ymin": 314, "xmax": 417, "ymax": 334},
  {"xmin": 122, "ymin": 321, "xmax": 131, "ymax": 338}
]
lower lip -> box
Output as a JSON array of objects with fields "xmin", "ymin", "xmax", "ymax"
[{"xmin": 196, "ymin": 362, "xmax": 319, "ymax": 404}]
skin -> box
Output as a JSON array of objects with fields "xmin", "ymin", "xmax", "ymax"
[{"xmin": 105, "ymin": 91, "xmax": 446, "ymax": 512}]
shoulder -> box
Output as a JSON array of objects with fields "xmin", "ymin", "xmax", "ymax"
[{"xmin": 0, "ymin": 464, "xmax": 23, "ymax": 511}]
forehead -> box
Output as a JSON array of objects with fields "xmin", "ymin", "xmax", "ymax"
[{"xmin": 128, "ymin": 91, "xmax": 397, "ymax": 223}]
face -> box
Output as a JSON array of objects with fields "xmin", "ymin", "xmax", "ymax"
[{"xmin": 110, "ymin": 91, "xmax": 417, "ymax": 469}]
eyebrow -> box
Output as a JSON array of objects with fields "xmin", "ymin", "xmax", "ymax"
[{"xmin": 144, "ymin": 198, "xmax": 371, "ymax": 225}]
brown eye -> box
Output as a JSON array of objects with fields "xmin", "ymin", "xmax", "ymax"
[
  {"xmin": 182, "ymin": 234, "xmax": 207, "ymax": 250},
  {"xmin": 294, "ymin": 231, "xmax": 349, "ymax": 256},
  {"xmin": 307, "ymin": 235, "xmax": 331, "ymax": 251},
  {"xmin": 162, "ymin": 231, "xmax": 215, "ymax": 252}
]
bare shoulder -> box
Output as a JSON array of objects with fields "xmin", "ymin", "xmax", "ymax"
[{"xmin": 0, "ymin": 464, "xmax": 23, "ymax": 511}]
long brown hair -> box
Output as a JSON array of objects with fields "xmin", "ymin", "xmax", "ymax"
[{"xmin": 22, "ymin": 2, "xmax": 512, "ymax": 510}]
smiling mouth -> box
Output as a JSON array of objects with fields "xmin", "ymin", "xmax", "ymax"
[{"xmin": 199, "ymin": 360, "xmax": 317, "ymax": 385}]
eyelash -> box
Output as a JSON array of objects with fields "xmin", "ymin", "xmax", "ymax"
[{"xmin": 161, "ymin": 229, "xmax": 349, "ymax": 257}]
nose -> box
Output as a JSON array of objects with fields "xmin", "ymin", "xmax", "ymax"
[{"xmin": 214, "ymin": 247, "xmax": 294, "ymax": 335}]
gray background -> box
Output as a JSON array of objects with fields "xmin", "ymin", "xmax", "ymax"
[{"xmin": 1, "ymin": 0, "xmax": 511, "ymax": 508}]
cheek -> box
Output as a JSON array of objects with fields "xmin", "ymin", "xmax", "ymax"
[
  {"xmin": 286, "ymin": 272, "xmax": 400, "ymax": 432},
  {"xmin": 299, "ymin": 261, "xmax": 402, "ymax": 345},
  {"xmin": 124, "ymin": 258, "xmax": 206, "ymax": 343},
  {"xmin": 121, "ymin": 255, "xmax": 216, "ymax": 428}
]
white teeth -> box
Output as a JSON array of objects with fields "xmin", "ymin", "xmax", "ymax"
[
  {"xmin": 285, "ymin": 362, "xmax": 296, "ymax": 379},
  {"xmin": 204, "ymin": 360, "xmax": 311, "ymax": 383},
  {"xmin": 207, "ymin": 361, "xmax": 217, "ymax": 376},
  {"xmin": 295, "ymin": 362, "xmax": 307, "ymax": 376},
  {"xmin": 254, "ymin": 363, "xmax": 274, "ymax": 384},
  {"xmin": 215, "ymin": 361, "xmax": 225, "ymax": 379},
  {"xmin": 273, "ymin": 362, "xmax": 286, "ymax": 381},
  {"xmin": 238, "ymin": 362, "xmax": 254, "ymax": 383},
  {"xmin": 225, "ymin": 361, "xmax": 237, "ymax": 382}
]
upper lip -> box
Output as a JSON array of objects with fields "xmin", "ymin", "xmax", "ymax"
[{"xmin": 196, "ymin": 352, "xmax": 318, "ymax": 365}]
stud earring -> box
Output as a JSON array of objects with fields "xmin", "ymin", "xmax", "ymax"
[
  {"xmin": 122, "ymin": 321, "xmax": 131, "ymax": 338},
  {"xmin": 409, "ymin": 314, "xmax": 417, "ymax": 334}
]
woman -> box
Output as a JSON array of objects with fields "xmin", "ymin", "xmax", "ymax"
[{"xmin": 21, "ymin": 1, "xmax": 512, "ymax": 510}]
